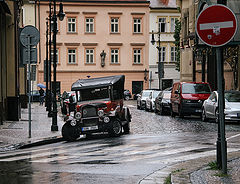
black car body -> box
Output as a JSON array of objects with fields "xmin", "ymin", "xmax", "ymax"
[
  {"xmin": 155, "ymin": 90, "xmax": 171, "ymax": 115},
  {"xmin": 62, "ymin": 75, "xmax": 131, "ymax": 141}
]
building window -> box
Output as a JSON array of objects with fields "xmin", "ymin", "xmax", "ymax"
[
  {"xmin": 68, "ymin": 49, "xmax": 76, "ymax": 64},
  {"xmin": 111, "ymin": 18, "xmax": 119, "ymax": 33},
  {"xmin": 159, "ymin": 47, "xmax": 166, "ymax": 62},
  {"xmin": 67, "ymin": 18, "xmax": 76, "ymax": 33},
  {"xmin": 133, "ymin": 49, "xmax": 141, "ymax": 64},
  {"xmin": 51, "ymin": 49, "xmax": 59, "ymax": 64},
  {"xmin": 171, "ymin": 46, "xmax": 177, "ymax": 62},
  {"xmin": 86, "ymin": 49, "xmax": 94, "ymax": 63},
  {"xmin": 133, "ymin": 18, "xmax": 141, "ymax": 33},
  {"xmin": 171, "ymin": 18, "xmax": 178, "ymax": 32},
  {"xmin": 158, "ymin": 18, "xmax": 166, "ymax": 32},
  {"xmin": 111, "ymin": 49, "xmax": 119, "ymax": 63},
  {"xmin": 86, "ymin": 18, "xmax": 94, "ymax": 33}
]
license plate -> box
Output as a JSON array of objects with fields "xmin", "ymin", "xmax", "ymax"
[
  {"xmin": 196, "ymin": 109, "xmax": 202, "ymax": 112},
  {"xmin": 82, "ymin": 125, "xmax": 98, "ymax": 131}
]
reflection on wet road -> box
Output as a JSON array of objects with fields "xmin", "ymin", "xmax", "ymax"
[{"xmin": 0, "ymin": 101, "xmax": 240, "ymax": 184}]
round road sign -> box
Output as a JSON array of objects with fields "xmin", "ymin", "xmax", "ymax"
[
  {"xmin": 196, "ymin": 4, "xmax": 237, "ymax": 47},
  {"xmin": 20, "ymin": 25, "xmax": 40, "ymax": 47}
]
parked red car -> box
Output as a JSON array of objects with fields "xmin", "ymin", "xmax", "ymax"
[{"xmin": 170, "ymin": 82, "xmax": 211, "ymax": 117}]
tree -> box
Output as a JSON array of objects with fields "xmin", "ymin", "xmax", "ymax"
[{"xmin": 174, "ymin": 19, "xmax": 181, "ymax": 72}]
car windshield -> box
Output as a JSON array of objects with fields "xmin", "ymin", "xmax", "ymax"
[
  {"xmin": 153, "ymin": 91, "xmax": 160, "ymax": 98},
  {"xmin": 142, "ymin": 91, "xmax": 151, "ymax": 97},
  {"xmin": 225, "ymin": 92, "xmax": 240, "ymax": 102},
  {"xmin": 79, "ymin": 87, "xmax": 110, "ymax": 101},
  {"xmin": 182, "ymin": 83, "xmax": 211, "ymax": 94}
]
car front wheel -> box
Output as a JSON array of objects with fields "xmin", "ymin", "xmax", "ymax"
[
  {"xmin": 109, "ymin": 119, "xmax": 122, "ymax": 137},
  {"xmin": 62, "ymin": 123, "xmax": 80, "ymax": 141}
]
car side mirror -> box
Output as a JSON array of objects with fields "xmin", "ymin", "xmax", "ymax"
[{"xmin": 174, "ymin": 90, "xmax": 179, "ymax": 94}]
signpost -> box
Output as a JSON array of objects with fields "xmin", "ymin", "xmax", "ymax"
[
  {"xmin": 196, "ymin": 4, "xmax": 237, "ymax": 174},
  {"xmin": 196, "ymin": 4, "xmax": 237, "ymax": 47},
  {"xmin": 20, "ymin": 25, "xmax": 40, "ymax": 138}
]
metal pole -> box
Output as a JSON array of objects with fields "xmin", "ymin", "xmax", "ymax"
[
  {"xmin": 216, "ymin": 47, "xmax": 227, "ymax": 174},
  {"xmin": 157, "ymin": 32, "xmax": 162, "ymax": 90},
  {"xmin": 27, "ymin": 35, "xmax": 31, "ymax": 138},
  {"xmin": 51, "ymin": 0, "xmax": 58, "ymax": 131},
  {"xmin": 45, "ymin": 20, "xmax": 49, "ymax": 110},
  {"xmin": 48, "ymin": 0, "xmax": 53, "ymax": 117},
  {"xmin": 216, "ymin": 0, "xmax": 227, "ymax": 174}
]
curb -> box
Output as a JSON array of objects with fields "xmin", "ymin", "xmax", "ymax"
[
  {"xmin": 19, "ymin": 136, "xmax": 63, "ymax": 149},
  {"xmin": 140, "ymin": 150, "xmax": 240, "ymax": 184}
]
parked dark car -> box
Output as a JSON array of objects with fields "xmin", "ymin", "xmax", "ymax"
[
  {"xmin": 62, "ymin": 75, "xmax": 132, "ymax": 141},
  {"xmin": 155, "ymin": 90, "xmax": 171, "ymax": 115},
  {"xmin": 170, "ymin": 82, "xmax": 211, "ymax": 117},
  {"xmin": 124, "ymin": 89, "xmax": 132, "ymax": 100}
]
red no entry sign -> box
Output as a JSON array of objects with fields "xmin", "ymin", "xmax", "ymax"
[{"xmin": 196, "ymin": 4, "xmax": 237, "ymax": 47}]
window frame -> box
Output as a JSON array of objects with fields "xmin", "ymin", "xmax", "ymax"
[
  {"xmin": 133, "ymin": 48, "xmax": 142, "ymax": 64},
  {"xmin": 85, "ymin": 17, "xmax": 95, "ymax": 33},
  {"xmin": 158, "ymin": 17, "xmax": 166, "ymax": 33},
  {"xmin": 159, "ymin": 46, "xmax": 166, "ymax": 62},
  {"xmin": 67, "ymin": 48, "xmax": 77, "ymax": 64},
  {"xmin": 110, "ymin": 48, "xmax": 120, "ymax": 64},
  {"xmin": 85, "ymin": 48, "xmax": 95, "ymax": 64},
  {"xmin": 170, "ymin": 17, "xmax": 178, "ymax": 33},
  {"xmin": 133, "ymin": 17, "xmax": 142, "ymax": 34},
  {"xmin": 170, "ymin": 46, "xmax": 177, "ymax": 62},
  {"xmin": 67, "ymin": 17, "xmax": 77, "ymax": 33},
  {"xmin": 110, "ymin": 17, "xmax": 120, "ymax": 33}
]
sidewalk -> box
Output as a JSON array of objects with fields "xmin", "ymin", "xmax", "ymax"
[{"xmin": 0, "ymin": 102, "xmax": 64, "ymax": 151}]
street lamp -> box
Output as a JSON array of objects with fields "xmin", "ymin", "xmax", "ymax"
[
  {"xmin": 51, "ymin": 0, "xmax": 65, "ymax": 131},
  {"xmin": 151, "ymin": 30, "xmax": 164, "ymax": 90},
  {"xmin": 47, "ymin": 0, "xmax": 52, "ymax": 117}
]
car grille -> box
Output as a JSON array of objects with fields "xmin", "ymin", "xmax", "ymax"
[
  {"xmin": 82, "ymin": 118, "xmax": 99, "ymax": 127},
  {"xmin": 82, "ymin": 106, "xmax": 97, "ymax": 118}
]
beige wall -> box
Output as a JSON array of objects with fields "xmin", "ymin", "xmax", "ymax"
[{"xmin": 37, "ymin": 1, "xmax": 149, "ymax": 94}]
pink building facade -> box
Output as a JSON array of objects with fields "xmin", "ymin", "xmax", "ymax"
[{"xmin": 37, "ymin": 0, "xmax": 150, "ymax": 96}]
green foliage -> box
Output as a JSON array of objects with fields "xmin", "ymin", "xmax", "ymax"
[
  {"xmin": 172, "ymin": 168, "xmax": 185, "ymax": 173},
  {"xmin": 207, "ymin": 161, "xmax": 218, "ymax": 170},
  {"xmin": 164, "ymin": 174, "xmax": 171, "ymax": 184},
  {"xmin": 174, "ymin": 19, "xmax": 181, "ymax": 72},
  {"xmin": 214, "ymin": 172, "xmax": 229, "ymax": 178}
]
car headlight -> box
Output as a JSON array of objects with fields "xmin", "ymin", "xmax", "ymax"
[
  {"xmin": 104, "ymin": 117, "xmax": 110, "ymax": 123},
  {"xmin": 98, "ymin": 110, "xmax": 104, "ymax": 117},
  {"xmin": 75, "ymin": 112, "xmax": 81, "ymax": 120},
  {"xmin": 70, "ymin": 119, "xmax": 77, "ymax": 126}
]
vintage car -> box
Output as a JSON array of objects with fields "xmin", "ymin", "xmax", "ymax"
[{"xmin": 62, "ymin": 75, "xmax": 132, "ymax": 141}]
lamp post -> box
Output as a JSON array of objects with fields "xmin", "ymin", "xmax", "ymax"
[
  {"xmin": 45, "ymin": 19, "xmax": 49, "ymax": 110},
  {"xmin": 47, "ymin": 0, "xmax": 52, "ymax": 117},
  {"xmin": 51, "ymin": 0, "xmax": 65, "ymax": 131},
  {"xmin": 151, "ymin": 30, "xmax": 164, "ymax": 90}
]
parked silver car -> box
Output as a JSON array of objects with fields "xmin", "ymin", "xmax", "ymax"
[
  {"xmin": 202, "ymin": 90, "xmax": 240, "ymax": 122},
  {"xmin": 145, "ymin": 90, "xmax": 161, "ymax": 111},
  {"xmin": 137, "ymin": 90, "xmax": 154, "ymax": 110}
]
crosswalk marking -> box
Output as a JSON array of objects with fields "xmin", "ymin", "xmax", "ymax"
[{"xmin": 0, "ymin": 141, "xmax": 216, "ymax": 165}]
